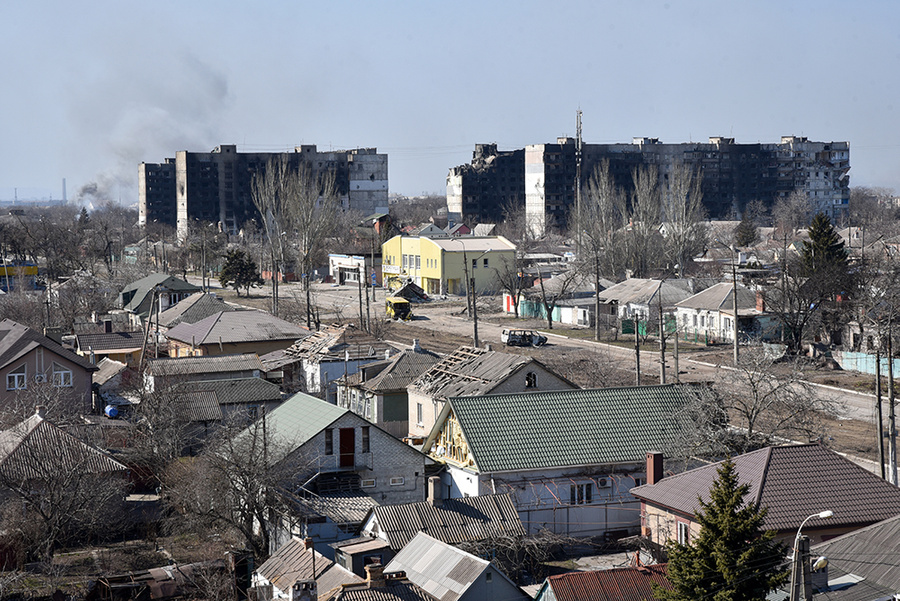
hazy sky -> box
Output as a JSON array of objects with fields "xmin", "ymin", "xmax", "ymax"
[{"xmin": 2, "ymin": 1, "xmax": 899, "ymax": 205}]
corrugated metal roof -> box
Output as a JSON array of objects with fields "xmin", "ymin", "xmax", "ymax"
[
  {"xmin": 0, "ymin": 413, "xmax": 126, "ymax": 481},
  {"xmin": 166, "ymin": 310, "xmax": 311, "ymax": 346},
  {"xmin": 330, "ymin": 579, "xmax": 435, "ymax": 601},
  {"xmin": 148, "ymin": 353, "xmax": 264, "ymax": 376},
  {"xmin": 384, "ymin": 532, "xmax": 488, "ymax": 601},
  {"xmin": 409, "ymin": 347, "xmax": 542, "ymax": 399},
  {"xmin": 256, "ymin": 538, "xmax": 363, "ymax": 596},
  {"xmin": 632, "ymin": 444, "xmax": 900, "ymax": 532},
  {"xmin": 177, "ymin": 391, "xmax": 223, "ymax": 422},
  {"xmin": 427, "ymin": 385, "xmax": 694, "ymax": 473},
  {"xmin": 181, "ymin": 377, "xmax": 282, "ymax": 405},
  {"xmin": 369, "ymin": 493, "xmax": 524, "ymax": 550},
  {"xmin": 544, "ymin": 564, "xmax": 670, "ymax": 601},
  {"xmin": 809, "ymin": 513, "xmax": 900, "ymax": 601}
]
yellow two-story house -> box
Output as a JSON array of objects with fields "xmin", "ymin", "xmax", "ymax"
[{"xmin": 381, "ymin": 235, "xmax": 516, "ymax": 296}]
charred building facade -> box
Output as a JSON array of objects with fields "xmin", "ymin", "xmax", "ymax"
[
  {"xmin": 446, "ymin": 144, "xmax": 525, "ymax": 224},
  {"xmin": 139, "ymin": 145, "xmax": 388, "ymax": 240},
  {"xmin": 450, "ymin": 136, "xmax": 850, "ymax": 235}
]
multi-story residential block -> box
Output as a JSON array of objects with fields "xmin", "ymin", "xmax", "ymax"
[
  {"xmin": 449, "ymin": 136, "xmax": 850, "ymax": 235},
  {"xmin": 446, "ymin": 143, "xmax": 524, "ymax": 224},
  {"xmin": 139, "ymin": 144, "xmax": 389, "ymax": 240}
]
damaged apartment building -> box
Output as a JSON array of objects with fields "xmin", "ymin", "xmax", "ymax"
[
  {"xmin": 448, "ymin": 136, "xmax": 850, "ymax": 235},
  {"xmin": 139, "ymin": 144, "xmax": 389, "ymax": 240}
]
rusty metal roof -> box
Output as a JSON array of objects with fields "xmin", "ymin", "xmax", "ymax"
[
  {"xmin": 632, "ymin": 444, "xmax": 900, "ymax": 532},
  {"xmin": 367, "ymin": 493, "xmax": 524, "ymax": 550},
  {"xmin": 540, "ymin": 564, "xmax": 670, "ymax": 601}
]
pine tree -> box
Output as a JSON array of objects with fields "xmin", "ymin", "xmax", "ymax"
[
  {"xmin": 219, "ymin": 249, "xmax": 264, "ymax": 296},
  {"xmin": 654, "ymin": 458, "xmax": 787, "ymax": 601},
  {"xmin": 801, "ymin": 212, "xmax": 847, "ymax": 274},
  {"xmin": 734, "ymin": 213, "xmax": 759, "ymax": 247}
]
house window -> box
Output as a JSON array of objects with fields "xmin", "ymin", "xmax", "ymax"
[
  {"xmin": 390, "ymin": 477, "xmax": 404, "ymax": 486},
  {"xmin": 416, "ymin": 402, "xmax": 423, "ymax": 426},
  {"xmin": 325, "ymin": 428, "xmax": 333, "ymax": 455},
  {"xmin": 677, "ymin": 521, "xmax": 690, "ymax": 545},
  {"xmin": 6, "ymin": 365, "xmax": 26, "ymax": 390},
  {"xmin": 525, "ymin": 372, "xmax": 537, "ymax": 388},
  {"xmin": 52, "ymin": 363, "xmax": 72, "ymax": 388},
  {"xmin": 570, "ymin": 483, "xmax": 593, "ymax": 505},
  {"xmin": 415, "ymin": 255, "xmax": 421, "ymax": 270},
  {"xmin": 361, "ymin": 478, "xmax": 376, "ymax": 488},
  {"xmin": 483, "ymin": 258, "xmax": 489, "ymax": 269},
  {"xmin": 472, "ymin": 259, "xmax": 477, "ymax": 270},
  {"xmin": 362, "ymin": 426, "xmax": 370, "ymax": 453},
  {"xmin": 248, "ymin": 405, "xmax": 259, "ymax": 420}
]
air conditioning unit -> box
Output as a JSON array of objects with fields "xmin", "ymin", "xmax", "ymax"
[
  {"xmin": 33, "ymin": 374, "xmax": 46, "ymax": 383},
  {"xmin": 597, "ymin": 478, "xmax": 611, "ymax": 488}
]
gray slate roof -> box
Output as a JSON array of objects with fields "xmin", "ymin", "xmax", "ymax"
[
  {"xmin": 148, "ymin": 353, "xmax": 263, "ymax": 377},
  {"xmin": 631, "ymin": 444, "xmax": 900, "ymax": 532},
  {"xmin": 597, "ymin": 278, "xmax": 693, "ymax": 308},
  {"xmin": 119, "ymin": 273, "xmax": 201, "ymax": 315},
  {"xmin": 346, "ymin": 347, "xmax": 442, "ymax": 392},
  {"xmin": 674, "ymin": 282, "xmax": 759, "ymax": 314},
  {"xmin": 154, "ymin": 292, "xmax": 238, "ymax": 329},
  {"xmin": 166, "ymin": 310, "xmax": 310, "ymax": 346},
  {"xmin": 93, "ymin": 358, "xmax": 127, "ymax": 387},
  {"xmin": 425, "ymin": 384, "xmax": 695, "ymax": 473},
  {"xmin": 76, "ymin": 331, "xmax": 144, "ymax": 352},
  {"xmin": 367, "ymin": 493, "xmax": 524, "ymax": 550},
  {"xmin": 180, "ymin": 377, "xmax": 282, "ymax": 405},
  {"xmin": 177, "ymin": 391, "xmax": 224, "ymax": 422},
  {"xmin": 256, "ymin": 537, "xmax": 363, "ymax": 596},
  {"xmin": 0, "ymin": 412, "xmax": 127, "ymax": 480},
  {"xmin": 409, "ymin": 346, "xmax": 564, "ymax": 400},
  {"xmin": 808, "ymin": 513, "xmax": 900, "ymax": 601},
  {"xmin": 384, "ymin": 532, "xmax": 491, "ymax": 601},
  {"xmin": 0, "ymin": 319, "xmax": 96, "ymax": 372},
  {"xmin": 294, "ymin": 492, "xmax": 380, "ymax": 525}
]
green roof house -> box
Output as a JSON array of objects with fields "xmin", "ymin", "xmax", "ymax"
[{"xmin": 422, "ymin": 384, "xmax": 695, "ymax": 539}]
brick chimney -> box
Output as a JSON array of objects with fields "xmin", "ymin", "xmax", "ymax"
[
  {"xmin": 365, "ymin": 563, "xmax": 385, "ymax": 588},
  {"xmin": 756, "ymin": 291, "xmax": 765, "ymax": 313},
  {"xmin": 646, "ymin": 451, "xmax": 663, "ymax": 485}
]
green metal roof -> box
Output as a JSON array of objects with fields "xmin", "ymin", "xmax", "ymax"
[
  {"xmin": 237, "ymin": 391, "xmax": 347, "ymax": 465},
  {"xmin": 434, "ymin": 385, "xmax": 694, "ymax": 473}
]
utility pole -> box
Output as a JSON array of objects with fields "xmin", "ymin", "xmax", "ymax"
[
  {"xmin": 731, "ymin": 247, "xmax": 740, "ymax": 365},
  {"xmin": 658, "ymin": 292, "xmax": 666, "ymax": 384},
  {"xmin": 364, "ymin": 262, "xmax": 372, "ymax": 333},
  {"xmin": 889, "ymin": 314, "xmax": 897, "ymax": 485},
  {"xmin": 789, "ymin": 535, "xmax": 812, "ymax": 601},
  {"xmin": 575, "ymin": 109, "xmax": 583, "ymax": 255},
  {"xmin": 876, "ymin": 345, "xmax": 886, "ymax": 479},
  {"xmin": 471, "ymin": 276, "xmax": 480, "ymax": 349},
  {"xmin": 357, "ymin": 264, "xmax": 365, "ymax": 331},
  {"xmin": 634, "ymin": 317, "xmax": 641, "ymax": 385}
]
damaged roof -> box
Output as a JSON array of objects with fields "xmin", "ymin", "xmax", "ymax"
[
  {"xmin": 409, "ymin": 346, "xmax": 567, "ymax": 400},
  {"xmin": 342, "ymin": 346, "xmax": 442, "ymax": 392},
  {"xmin": 280, "ymin": 325, "xmax": 397, "ymax": 363}
]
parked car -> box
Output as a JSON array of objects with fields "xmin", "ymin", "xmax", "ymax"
[{"xmin": 501, "ymin": 329, "xmax": 547, "ymax": 347}]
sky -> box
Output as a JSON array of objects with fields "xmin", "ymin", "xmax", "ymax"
[{"xmin": 1, "ymin": 1, "xmax": 899, "ymax": 206}]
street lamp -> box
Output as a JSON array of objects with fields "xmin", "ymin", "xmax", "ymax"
[{"xmin": 789, "ymin": 510, "xmax": 833, "ymax": 601}]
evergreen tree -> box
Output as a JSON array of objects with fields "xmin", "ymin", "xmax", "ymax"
[
  {"xmin": 801, "ymin": 212, "xmax": 847, "ymax": 274},
  {"xmin": 219, "ymin": 249, "xmax": 263, "ymax": 296},
  {"xmin": 734, "ymin": 213, "xmax": 759, "ymax": 247},
  {"xmin": 654, "ymin": 458, "xmax": 787, "ymax": 601}
]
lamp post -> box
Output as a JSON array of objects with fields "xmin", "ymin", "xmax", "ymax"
[{"xmin": 789, "ymin": 510, "xmax": 833, "ymax": 601}]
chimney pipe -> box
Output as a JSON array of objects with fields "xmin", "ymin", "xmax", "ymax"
[
  {"xmin": 412, "ymin": 338, "xmax": 421, "ymax": 352},
  {"xmin": 365, "ymin": 563, "xmax": 385, "ymax": 588},
  {"xmin": 35, "ymin": 405, "xmax": 46, "ymax": 419},
  {"xmin": 646, "ymin": 451, "xmax": 664, "ymax": 485},
  {"xmin": 427, "ymin": 476, "xmax": 443, "ymax": 507}
]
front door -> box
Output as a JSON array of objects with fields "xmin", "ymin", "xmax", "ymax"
[{"xmin": 339, "ymin": 428, "xmax": 355, "ymax": 468}]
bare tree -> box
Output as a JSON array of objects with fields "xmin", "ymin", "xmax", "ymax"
[
  {"xmin": 624, "ymin": 165, "xmax": 663, "ymax": 278},
  {"xmin": 493, "ymin": 201, "xmax": 537, "ymax": 319},
  {"xmin": 712, "ymin": 347, "xmax": 835, "ymax": 453},
  {"xmin": 662, "ymin": 163, "xmax": 707, "ymax": 277},
  {"xmin": 164, "ymin": 414, "xmax": 310, "ymax": 561},
  {"xmin": 536, "ymin": 269, "xmax": 588, "ymax": 330},
  {"xmin": 456, "ymin": 530, "xmax": 578, "ymax": 586}
]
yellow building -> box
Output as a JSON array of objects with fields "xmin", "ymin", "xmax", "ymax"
[{"xmin": 381, "ymin": 236, "xmax": 516, "ymax": 296}]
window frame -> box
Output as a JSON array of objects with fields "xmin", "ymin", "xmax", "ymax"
[
  {"xmin": 324, "ymin": 428, "xmax": 334, "ymax": 455},
  {"xmin": 51, "ymin": 362, "xmax": 73, "ymax": 388},
  {"xmin": 677, "ymin": 521, "xmax": 690, "ymax": 545},
  {"xmin": 361, "ymin": 426, "xmax": 371, "ymax": 453},
  {"xmin": 6, "ymin": 364, "xmax": 26, "ymax": 391}
]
